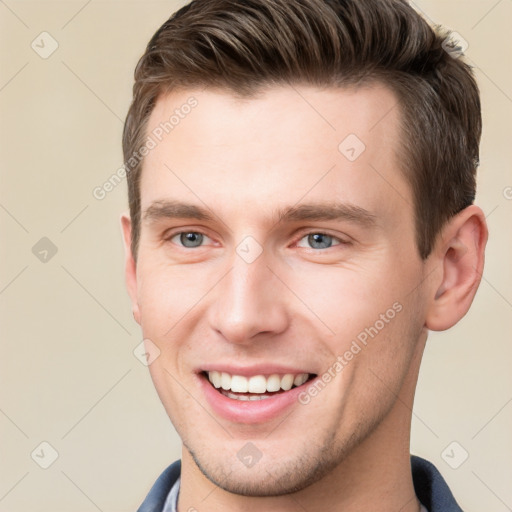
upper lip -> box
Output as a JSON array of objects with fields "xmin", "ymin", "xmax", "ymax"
[{"xmin": 198, "ymin": 364, "xmax": 316, "ymax": 376}]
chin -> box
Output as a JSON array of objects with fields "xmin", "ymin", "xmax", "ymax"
[{"xmin": 185, "ymin": 434, "xmax": 356, "ymax": 497}]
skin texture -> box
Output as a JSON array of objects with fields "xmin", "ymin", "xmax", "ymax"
[{"xmin": 121, "ymin": 84, "xmax": 487, "ymax": 512}]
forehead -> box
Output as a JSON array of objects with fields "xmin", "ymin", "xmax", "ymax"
[{"xmin": 140, "ymin": 84, "xmax": 412, "ymax": 224}]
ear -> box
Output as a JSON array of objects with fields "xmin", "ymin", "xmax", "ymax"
[
  {"xmin": 425, "ymin": 205, "xmax": 488, "ymax": 331},
  {"xmin": 120, "ymin": 211, "xmax": 140, "ymax": 325}
]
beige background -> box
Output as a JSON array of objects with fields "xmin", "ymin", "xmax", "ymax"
[{"xmin": 0, "ymin": 0, "xmax": 511, "ymax": 510}]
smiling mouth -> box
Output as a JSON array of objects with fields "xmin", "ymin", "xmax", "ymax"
[{"xmin": 203, "ymin": 371, "xmax": 316, "ymax": 401}]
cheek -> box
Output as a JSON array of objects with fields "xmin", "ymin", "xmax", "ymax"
[
  {"xmin": 343, "ymin": 287, "xmax": 425, "ymax": 405},
  {"xmin": 286, "ymin": 262, "xmax": 405, "ymax": 339},
  {"xmin": 286, "ymin": 256, "xmax": 424, "ymax": 395},
  {"xmin": 136, "ymin": 258, "xmax": 204, "ymax": 332}
]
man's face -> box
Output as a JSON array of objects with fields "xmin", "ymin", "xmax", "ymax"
[{"xmin": 126, "ymin": 84, "xmax": 432, "ymax": 495}]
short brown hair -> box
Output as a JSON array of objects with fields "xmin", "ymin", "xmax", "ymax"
[{"xmin": 123, "ymin": 0, "xmax": 481, "ymax": 260}]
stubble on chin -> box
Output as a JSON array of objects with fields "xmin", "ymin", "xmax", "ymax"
[{"xmin": 182, "ymin": 410, "xmax": 387, "ymax": 498}]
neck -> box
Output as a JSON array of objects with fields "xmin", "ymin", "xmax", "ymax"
[{"xmin": 178, "ymin": 335, "xmax": 427, "ymax": 512}]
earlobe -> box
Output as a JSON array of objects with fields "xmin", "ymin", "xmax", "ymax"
[
  {"xmin": 120, "ymin": 212, "xmax": 141, "ymax": 325},
  {"xmin": 425, "ymin": 205, "xmax": 488, "ymax": 331}
]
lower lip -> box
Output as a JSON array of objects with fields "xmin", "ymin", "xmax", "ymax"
[{"xmin": 199, "ymin": 374, "xmax": 310, "ymax": 424}]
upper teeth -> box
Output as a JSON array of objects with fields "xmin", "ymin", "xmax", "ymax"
[{"xmin": 207, "ymin": 371, "xmax": 309, "ymax": 393}]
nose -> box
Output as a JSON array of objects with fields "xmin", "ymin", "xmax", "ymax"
[{"xmin": 207, "ymin": 250, "xmax": 290, "ymax": 345}]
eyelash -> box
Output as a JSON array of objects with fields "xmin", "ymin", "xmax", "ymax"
[{"xmin": 165, "ymin": 230, "xmax": 349, "ymax": 250}]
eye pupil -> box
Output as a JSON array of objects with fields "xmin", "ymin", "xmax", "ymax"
[
  {"xmin": 308, "ymin": 233, "xmax": 332, "ymax": 249},
  {"xmin": 180, "ymin": 232, "xmax": 203, "ymax": 247}
]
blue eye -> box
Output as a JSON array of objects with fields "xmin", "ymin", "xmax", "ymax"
[
  {"xmin": 170, "ymin": 232, "xmax": 207, "ymax": 248},
  {"xmin": 297, "ymin": 233, "xmax": 341, "ymax": 249}
]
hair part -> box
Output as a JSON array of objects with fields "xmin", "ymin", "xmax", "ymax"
[{"xmin": 123, "ymin": 0, "xmax": 481, "ymax": 260}]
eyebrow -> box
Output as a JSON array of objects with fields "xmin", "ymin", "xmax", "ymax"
[
  {"xmin": 142, "ymin": 199, "xmax": 377, "ymax": 228},
  {"xmin": 143, "ymin": 200, "xmax": 215, "ymax": 223},
  {"xmin": 274, "ymin": 202, "xmax": 377, "ymax": 227}
]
